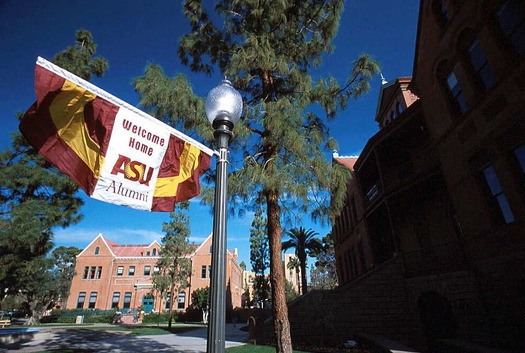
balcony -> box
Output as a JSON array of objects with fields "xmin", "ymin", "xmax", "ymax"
[{"xmin": 380, "ymin": 149, "xmax": 439, "ymax": 195}]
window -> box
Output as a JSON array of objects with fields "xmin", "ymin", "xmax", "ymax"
[
  {"xmin": 208, "ymin": 265, "xmax": 212, "ymax": 279},
  {"xmin": 82, "ymin": 266, "xmax": 89, "ymax": 279},
  {"xmin": 153, "ymin": 266, "xmax": 159, "ymax": 273},
  {"xmin": 513, "ymin": 144, "xmax": 525, "ymax": 186},
  {"xmin": 514, "ymin": 144, "xmax": 525, "ymax": 173},
  {"xmin": 152, "ymin": 248, "xmax": 157, "ymax": 256},
  {"xmin": 111, "ymin": 292, "xmax": 120, "ymax": 309},
  {"xmin": 446, "ymin": 69, "xmax": 467, "ymax": 114},
  {"xmin": 94, "ymin": 246, "xmax": 100, "ymax": 255},
  {"xmin": 497, "ymin": 0, "xmax": 525, "ymax": 54},
  {"xmin": 433, "ymin": 0, "xmax": 451, "ymax": 25},
  {"xmin": 177, "ymin": 292, "xmax": 186, "ymax": 310},
  {"xmin": 467, "ymin": 40, "xmax": 495, "ymax": 90},
  {"xmin": 77, "ymin": 292, "xmax": 86, "ymax": 309},
  {"xmin": 481, "ymin": 165, "xmax": 515, "ymax": 223},
  {"xmin": 96, "ymin": 266, "xmax": 102, "ymax": 279},
  {"xmin": 117, "ymin": 266, "xmax": 124, "ymax": 276},
  {"xmin": 88, "ymin": 292, "xmax": 97, "ymax": 309},
  {"xmin": 396, "ymin": 101, "xmax": 403, "ymax": 115},
  {"xmin": 165, "ymin": 293, "xmax": 171, "ymax": 309},
  {"xmin": 201, "ymin": 265, "xmax": 207, "ymax": 279},
  {"xmin": 90, "ymin": 266, "xmax": 96, "ymax": 279},
  {"xmin": 144, "ymin": 266, "xmax": 151, "ymax": 276},
  {"xmin": 128, "ymin": 266, "xmax": 135, "ymax": 276},
  {"xmin": 146, "ymin": 251, "xmax": 150, "ymax": 256},
  {"xmin": 123, "ymin": 292, "xmax": 132, "ymax": 309}
]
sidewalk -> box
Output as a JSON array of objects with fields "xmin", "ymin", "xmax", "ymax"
[{"xmin": 1, "ymin": 323, "xmax": 248, "ymax": 353}]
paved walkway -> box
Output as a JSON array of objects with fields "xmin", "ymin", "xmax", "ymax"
[{"xmin": 1, "ymin": 323, "xmax": 249, "ymax": 352}]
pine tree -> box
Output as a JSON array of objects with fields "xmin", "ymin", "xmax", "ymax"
[
  {"xmin": 250, "ymin": 207, "xmax": 270, "ymax": 305},
  {"xmin": 134, "ymin": 2, "xmax": 379, "ymax": 350},
  {"xmin": 156, "ymin": 202, "xmax": 194, "ymax": 328},
  {"xmin": 0, "ymin": 29, "xmax": 108, "ymax": 324}
]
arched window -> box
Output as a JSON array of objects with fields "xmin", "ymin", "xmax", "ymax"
[
  {"xmin": 152, "ymin": 248, "xmax": 157, "ymax": 256},
  {"xmin": 94, "ymin": 246, "xmax": 100, "ymax": 255},
  {"xmin": 458, "ymin": 29, "xmax": 495, "ymax": 92},
  {"xmin": 437, "ymin": 60, "xmax": 467, "ymax": 115}
]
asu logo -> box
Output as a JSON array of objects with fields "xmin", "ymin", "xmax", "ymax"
[{"xmin": 111, "ymin": 154, "xmax": 154, "ymax": 186}]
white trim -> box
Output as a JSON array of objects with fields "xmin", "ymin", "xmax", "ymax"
[
  {"xmin": 36, "ymin": 56, "xmax": 214, "ymax": 157},
  {"xmin": 191, "ymin": 233, "xmax": 213, "ymax": 256},
  {"xmin": 76, "ymin": 233, "xmax": 116, "ymax": 258}
]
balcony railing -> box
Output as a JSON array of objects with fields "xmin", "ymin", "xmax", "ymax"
[{"xmin": 381, "ymin": 150, "xmax": 439, "ymax": 194}]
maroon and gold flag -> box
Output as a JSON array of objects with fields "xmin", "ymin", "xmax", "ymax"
[{"xmin": 20, "ymin": 57, "xmax": 213, "ymax": 212}]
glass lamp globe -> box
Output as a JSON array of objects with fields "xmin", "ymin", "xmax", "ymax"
[{"xmin": 205, "ymin": 80, "xmax": 243, "ymax": 125}]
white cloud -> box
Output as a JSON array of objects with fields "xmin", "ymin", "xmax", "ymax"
[{"xmin": 53, "ymin": 227, "xmax": 164, "ymax": 249}]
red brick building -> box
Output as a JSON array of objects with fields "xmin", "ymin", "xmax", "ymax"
[
  {"xmin": 66, "ymin": 233, "xmax": 243, "ymax": 313},
  {"xmin": 284, "ymin": 1, "xmax": 525, "ymax": 351}
]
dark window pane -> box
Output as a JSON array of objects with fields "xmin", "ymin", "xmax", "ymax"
[
  {"xmin": 89, "ymin": 292, "xmax": 97, "ymax": 309},
  {"xmin": 123, "ymin": 292, "xmax": 132, "ymax": 309},
  {"xmin": 112, "ymin": 292, "xmax": 120, "ymax": 308},
  {"xmin": 482, "ymin": 165, "xmax": 515, "ymax": 223},
  {"xmin": 77, "ymin": 292, "xmax": 86, "ymax": 309},
  {"xmin": 514, "ymin": 144, "xmax": 525, "ymax": 172},
  {"xmin": 482, "ymin": 165, "xmax": 502, "ymax": 195},
  {"xmin": 468, "ymin": 40, "xmax": 495, "ymax": 89},
  {"xmin": 447, "ymin": 71, "xmax": 467, "ymax": 113}
]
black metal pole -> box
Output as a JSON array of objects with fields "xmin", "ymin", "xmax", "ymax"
[{"xmin": 207, "ymin": 114, "xmax": 233, "ymax": 353}]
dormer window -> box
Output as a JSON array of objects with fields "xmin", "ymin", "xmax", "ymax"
[{"xmin": 94, "ymin": 246, "xmax": 100, "ymax": 255}]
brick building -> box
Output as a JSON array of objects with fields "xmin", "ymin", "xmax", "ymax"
[
  {"xmin": 66, "ymin": 233, "xmax": 243, "ymax": 313},
  {"xmin": 282, "ymin": 1, "xmax": 525, "ymax": 352}
]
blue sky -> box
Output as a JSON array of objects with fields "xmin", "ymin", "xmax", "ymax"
[{"xmin": 0, "ymin": 1, "xmax": 419, "ymax": 268}]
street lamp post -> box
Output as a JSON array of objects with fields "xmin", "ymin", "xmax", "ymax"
[{"xmin": 205, "ymin": 80, "xmax": 243, "ymax": 353}]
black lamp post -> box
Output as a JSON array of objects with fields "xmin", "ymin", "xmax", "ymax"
[{"xmin": 205, "ymin": 80, "xmax": 243, "ymax": 353}]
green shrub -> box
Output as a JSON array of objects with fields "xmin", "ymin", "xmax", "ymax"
[
  {"xmin": 84, "ymin": 314, "xmax": 113, "ymax": 324},
  {"xmin": 142, "ymin": 312, "xmax": 174, "ymax": 324}
]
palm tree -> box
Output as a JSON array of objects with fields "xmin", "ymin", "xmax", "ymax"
[
  {"xmin": 286, "ymin": 256, "xmax": 301, "ymax": 295},
  {"xmin": 282, "ymin": 227, "xmax": 322, "ymax": 295}
]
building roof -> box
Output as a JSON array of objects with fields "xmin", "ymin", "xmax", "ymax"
[{"xmin": 333, "ymin": 156, "xmax": 359, "ymax": 171}]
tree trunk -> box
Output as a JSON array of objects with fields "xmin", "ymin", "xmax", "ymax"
[
  {"xmin": 168, "ymin": 285, "xmax": 175, "ymax": 328},
  {"xmin": 266, "ymin": 190, "xmax": 293, "ymax": 353},
  {"xmin": 295, "ymin": 269, "xmax": 301, "ymax": 296},
  {"xmin": 299, "ymin": 255, "xmax": 308, "ymax": 295}
]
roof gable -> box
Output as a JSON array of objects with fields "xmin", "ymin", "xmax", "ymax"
[{"xmin": 77, "ymin": 233, "xmax": 115, "ymax": 258}]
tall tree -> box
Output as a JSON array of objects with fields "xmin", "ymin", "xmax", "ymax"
[
  {"xmin": 310, "ymin": 233, "xmax": 338, "ymax": 290},
  {"xmin": 51, "ymin": 246, "xmax": 81, "ymax": 306},
  {"xmin": 0, "ymin": 29, "xmax": 108, "ymax": 324},
  {"xmin": 286, "ymin": 256, "xmax": 302, "ymax": 295},
  {"xmin": 250, "ymin": 206, "xmax": 270, "ymax": 305},
  {"xmin": 283, "ymin": 227, "xmax": 322, "ymax": 295},
  {"xmin": 134, "ymin": 2, "xmax": 379, "ymax": 350},
  {"xmin": 157, "ymin": 202, "xmax": 194, "ymax": 328}
]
